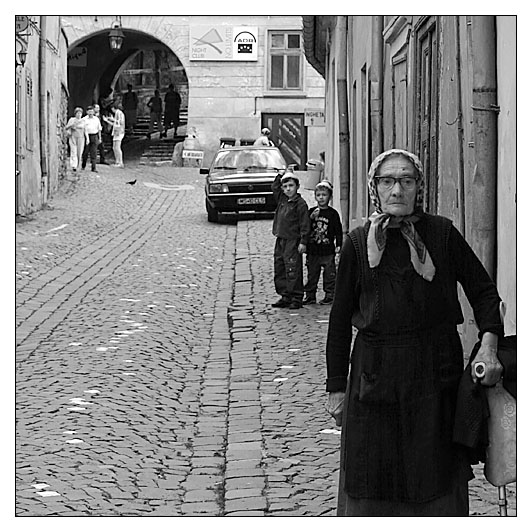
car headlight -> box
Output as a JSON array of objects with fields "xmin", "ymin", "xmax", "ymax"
[{"xmin": 209, "ymin": 183, "xmax": 229, "ymax": 193}]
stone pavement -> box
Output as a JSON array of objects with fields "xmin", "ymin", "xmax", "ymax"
[{"xmin": 15, "ymin": 162, "xmax": 516, "ymax": 517}]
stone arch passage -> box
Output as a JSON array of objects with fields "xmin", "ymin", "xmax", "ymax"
[{"xmin": 67, "ymin": 28, "xmax": 189, "ymax": 132}]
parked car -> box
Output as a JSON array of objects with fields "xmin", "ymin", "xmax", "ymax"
[{"xmin": 201, "ymin": 146, "xmax": 287, "ymax": 222}]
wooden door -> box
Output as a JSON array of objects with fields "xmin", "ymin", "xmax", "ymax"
[{"xmin": 262, "ymin": 113, "xmax": 307, "ymax": 169}]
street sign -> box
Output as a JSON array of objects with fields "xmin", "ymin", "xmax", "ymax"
[
  {"xmin": 304, "ymin": 109, "xmax": 325, "ymax": 127},
  {"xmin": 15, "ymin": 15, "xmax": 29, "ymax": 34},
  {"xmin": 182, "ymin": 150, "xmax": 204, "ymax": 159}
]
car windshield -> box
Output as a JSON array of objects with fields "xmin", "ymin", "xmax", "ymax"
[{"xmin": 212, "ymin": 149, "xmax": 285, "ymax": 172}]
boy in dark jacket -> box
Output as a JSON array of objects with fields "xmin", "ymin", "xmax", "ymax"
[
  {"xmin": 303, "ymin": 180, "xmax": 343, "ymax": 305},
  {"xmin": 271, "ymin": 171, "xmax": 311, "ymax": 309}
]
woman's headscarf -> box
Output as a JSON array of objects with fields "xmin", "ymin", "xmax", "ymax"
[{"xmin": 366, "ymin": 149, "xmax": 436, "ymax": 281}]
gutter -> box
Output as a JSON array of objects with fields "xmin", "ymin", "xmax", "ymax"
[
  {"xmin": 39, "ymin": 16, "xmax": 49, "ymax": 191},
  {"xmin": 336, "ymin": 16, "xmax": 350, "ymax": 233},
  {"xmin": 469, "ymin": 15, "xmax": 499, "ymax": 278},
  {"xmin": 302, "ymin": 16, "xmax": 326, "ymax": 78},
  {"xmin": 370, "ymin": 16, "xmax": 384, "ymax": 161}
]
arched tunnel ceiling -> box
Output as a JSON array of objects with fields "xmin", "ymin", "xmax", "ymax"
[{"xmin": 74, "ymin": 28, "xmax": 173, "ymax": 82}]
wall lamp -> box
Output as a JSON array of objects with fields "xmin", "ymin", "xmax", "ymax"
[
  {"xmin": 16, "ymin": 38, "xmax": 28, "ymax": 67},
  {"xmin": 15, "ymin": 15, "xmax": 30, "ymax": 67}
]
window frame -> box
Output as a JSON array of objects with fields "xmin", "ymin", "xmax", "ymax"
[{"xmin": 267, "ymin": 30, "xmax": 304, "ymax": 92}]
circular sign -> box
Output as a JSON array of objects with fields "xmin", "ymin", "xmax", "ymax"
[{"xmin": 15, "ymin": 15, "xmax": 29, "ymax": 34}]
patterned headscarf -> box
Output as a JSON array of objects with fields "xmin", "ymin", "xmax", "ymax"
[{"xmin": 366, "ymin": 149, "xmax": 436, "ymax": 281}]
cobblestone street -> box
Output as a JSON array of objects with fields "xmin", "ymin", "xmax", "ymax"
[{"xmin": 15, "ymin": 162, "xmax": 515, "ymax": 517}]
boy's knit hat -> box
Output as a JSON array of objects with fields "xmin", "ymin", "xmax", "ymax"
[
  {"xmin": 315, "ymin": 179, "xmax": 333, "ymax": 191},
  {"xmin": 281, "ymin": 171, "xmax": 299, "ymax": 185}
]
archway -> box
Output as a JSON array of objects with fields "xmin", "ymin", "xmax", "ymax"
[{"xmin": 67, "ymin": 28, "xmax": 189, "ymax": 132}]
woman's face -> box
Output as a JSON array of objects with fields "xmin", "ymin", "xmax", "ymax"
[
  {"xmin": 75, "ymin": 110, "xmax": 83, "ymax": 118},
  {"xmin": 375, "ymin": 155, "xmax": 419, "ymax": 217}
]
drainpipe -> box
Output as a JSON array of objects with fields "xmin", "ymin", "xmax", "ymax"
[
  {"xmin": 39, "ymin": 16, "xmax": 48, "ymax": 197},
  {"xmin": 469, "ymin": 16, "xmax": 499, "ymax": 278},
  {"xmin": 336, "ymin": 16, "xmax": 350, "ymax": 233},
  {"xmin": 370, "ymin": 16, "xmax": 384, "ymax": 161},
  {"xmin": 454, "ymin": 16, "xmax": 466, "ymax": 236}
]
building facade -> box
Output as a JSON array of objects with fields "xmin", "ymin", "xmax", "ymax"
[
  {"xmin": 61, "ymin": 15, "xmax": 326, "ymax": 167},
  {"xmin": 303, "ymin": 15, "xmax": 516, "ymax": 350},
  {"xmin": 15, "ymin": 16, "xmax": 69, "ymax": 216}
]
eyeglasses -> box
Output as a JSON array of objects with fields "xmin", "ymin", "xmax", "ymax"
[{"xmin": 375, "ymin": 176, "xmax": 418, "ymax": 190}]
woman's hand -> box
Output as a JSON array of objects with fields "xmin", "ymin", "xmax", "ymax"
[
  {"xmin": 471, "ymin": 333, "xmax": 503, "ymax": 386},
  {"xmin": 327, "ymin": 391, "xmax": 345, "ymax": 426},
  {"xmin": 298, "ymin": 243, "xmax": 306, "ymax": 254}
]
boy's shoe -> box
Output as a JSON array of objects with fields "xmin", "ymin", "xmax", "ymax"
[
  {"xmin": 319, "ymin": 296, "xmax": 334, "ymax": 305},
  {"xmin": 289, "ymin": 301, "xmax": 302, "ymax": 309},
  {"xmin": 272, "ymin": 298, "xmax": 290, "ymax": 308},
  {"xmin": 302, "ymin": 296, "xmax": 317, "ymax": 305}
]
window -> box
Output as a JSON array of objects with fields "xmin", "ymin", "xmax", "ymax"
[{"xmin": 268, "ymin": 31, "xmax": 303, "ymax": 90}]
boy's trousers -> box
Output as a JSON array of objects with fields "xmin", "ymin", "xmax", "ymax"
[
  {"xmin": 304, "ymin": 253, "xmax": 336, "ymax": 297},
  {"xmin": 274, "ymin": 237, "xmax": 304, "ymax": 303}
]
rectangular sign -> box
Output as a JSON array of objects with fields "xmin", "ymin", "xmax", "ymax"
[
  {"xmin": 182, "ymin": 150, "xmax": 204, "ymax": 159},
  {"xmin": 304, "ymin": 109, "xmax": 325, "ymax": 127},
  {"xmin": 68, "ymin": 47, "xmax": 88, "ymax": 67},
  {"xmin": 190, "ymin": 26, "xmax": 258, "ymax": 61}
]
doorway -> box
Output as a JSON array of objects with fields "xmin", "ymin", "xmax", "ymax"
[{"xmin": 261, "ymin": 113, "xmax": 307, "ymax": 169}]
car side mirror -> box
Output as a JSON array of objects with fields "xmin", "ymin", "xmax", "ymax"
[{"xmin": 199, "ymin": 168, "xmax": 209, "ymax": 174}]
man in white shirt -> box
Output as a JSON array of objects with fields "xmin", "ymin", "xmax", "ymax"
[{"xmin": 82, "ymin": 105, "xmax": 102, "ymax": 172}]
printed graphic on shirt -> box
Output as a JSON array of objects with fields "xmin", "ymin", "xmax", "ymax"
[{"xmin": 311, "ymin": 216, "xmax": 330, "ymax": 245}]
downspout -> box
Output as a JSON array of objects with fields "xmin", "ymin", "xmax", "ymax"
[
  {"xmin": 454, "ymin": 16, "xmax": 466, "ymax": 236},
  {"xmin": 469, "ymin": 16, "xmax": 499, "ymax": 277},
  {"xmin": 370, "ymin": 16, "xmax": 384, "ymax": 161},
  {"xmin": 39, "ymin": 16, "xmax": 48, "ymax": 193},
  {"xmin": 336, "ymin": 16, "xmax": 350, "ymax": 233}
]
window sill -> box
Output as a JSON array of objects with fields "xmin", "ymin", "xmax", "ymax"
[{"xmin": 262, "ymin": 91, "xmax": 307, "ymax": 98}]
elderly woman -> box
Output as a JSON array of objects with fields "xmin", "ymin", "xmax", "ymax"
[
  {"xmin": 65, "ymin": 107, "xmax": 86, "ymax": 172},
  {"xmin": 325, "ymin": 149, "xmax": 503, "ymax": 516}
]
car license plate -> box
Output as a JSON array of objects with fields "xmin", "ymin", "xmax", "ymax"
[{"xmin": 237, "ymin": 197, "xmax": 266, "ymax": 205}]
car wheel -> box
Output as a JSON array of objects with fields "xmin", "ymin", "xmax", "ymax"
[{"xmin": 205, "ymin": 199, "xmax": 219, "ymax": 223}]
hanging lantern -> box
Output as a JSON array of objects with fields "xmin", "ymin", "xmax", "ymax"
[
  {"xmin": 108, "ymin": 18, "xmax": 124, "ymax": 52},
  {"xmin": 15, "ymin": 38, "xmax": 28, "ymax": 67}
]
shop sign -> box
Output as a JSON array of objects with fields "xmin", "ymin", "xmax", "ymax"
[
  {"xmin": 190, "ymin": 26, "xmax": 258, "ymax": 61},
  {"xmin": 15, "ymin": 16, "xmax": 30, "ymax": 34},
  {"xmin": 68, "ymin": 47, "xmax": 88, "ymax": 67}
]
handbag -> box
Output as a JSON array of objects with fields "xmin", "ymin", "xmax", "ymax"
[
  {"xmin": 483, "ymin": 379, "xmax": 516, "ymax": 486},
  {"xmin": 475, "ymin": 334, "xmax": 517, "ymax": 486}
]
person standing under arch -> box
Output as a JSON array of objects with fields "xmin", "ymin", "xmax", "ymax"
[
  {"xmin": 103, "ymin": 101, "xmax": 126, "ymax": 167},
  {"xmin": 147, "ymin": 89, "xmax": 163, "ymax": 139},
  {"xmin": 122, "ymin": 84, "xmax": 138, "ymax": 135},
  {"xmin": 163, "ymin": 84, "xmax": 181, "ymax": 139}
]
